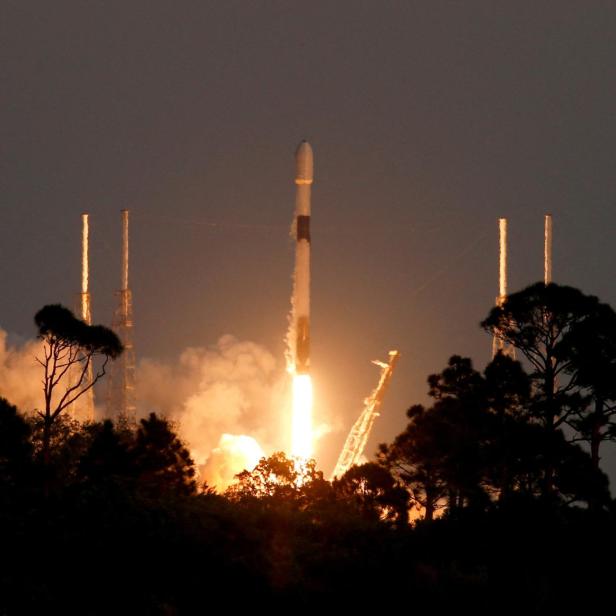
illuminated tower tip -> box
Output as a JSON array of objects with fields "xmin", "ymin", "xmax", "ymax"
[{"xmin": 544, "ymin": 214, "xmax": 553, "ymax": 285}]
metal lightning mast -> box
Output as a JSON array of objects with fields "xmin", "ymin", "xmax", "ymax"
[
  {"xmin": 331, "ymin": 350, "xmax": 400, "ymax": 479},
  {"xmin": 492, "ymin": 218, "xmax": 515, "ymax": 359},
  {"xmin": 544, "ymin": 214, "xmax": 552, "ymax": 285},
  {"xmin": 107, "ymin": 209, "xmax": 136, "ymax": 420},
  {"xmin": 72, "ymin": 212, "xmax": 95, "ymax": 421}
]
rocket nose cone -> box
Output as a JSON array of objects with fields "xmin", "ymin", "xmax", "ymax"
[{"xmin": 295, "ymin": 140, "xmax": 313, "ymax": 184}]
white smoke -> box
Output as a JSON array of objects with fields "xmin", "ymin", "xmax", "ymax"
[
  {"xmin": 137, "ymin": 334, "xmax": 289, "ymax": 489},
  {"xmin": 201, "ymin": 433, "xmax": 265, "ymax": 491},
  {"xmin": 0, "ymin": 329, "xmax": 45, "ymax": 413},
  {"xmin": 0, "ymin": 328, "xmax": 335, "ymax": 491}
]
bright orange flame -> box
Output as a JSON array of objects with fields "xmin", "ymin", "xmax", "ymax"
[
  {"xmin": 291, "ymin": 373, "xmax": 313, "ymax": 460},
  {"xmin": 201, "ymin": 433, "xmax": 265, "ymax": 491}
]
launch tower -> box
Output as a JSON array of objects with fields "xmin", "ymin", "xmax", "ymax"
[
  {"xmin": 331, "ymin": 350, "xmax": 400, "ymax": 479},
  {"xmin": 544, "ymin": 214, "xmax": 552, "ymax": 285},
  {"xmin": 107, "ymin": 209, "xmax": 136, "ymax": 420},
  {"xmin": 71, "ymin": 212, "xmax": 95, "ymax": 421},
  {"xmin": 492, "ymin": 218, "xmax": 515, "ymax": 359}
]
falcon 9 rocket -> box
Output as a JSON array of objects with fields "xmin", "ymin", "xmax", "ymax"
[
  {"xmin": 290, "ymin": 140, "xmax": 314, "ymax": 461},
  {"xmin": 293, "ymin": 140, "xmax": 313, "ymax": 375}
]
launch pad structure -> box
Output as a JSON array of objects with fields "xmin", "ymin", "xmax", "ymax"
[
  {"xmin": 71, "ymin": 212, "xmax": 95, "ymax": 422},
  {"xmin": 544, "ymin": 214, "xmax": 552, "ymax": 285},
  {"xmin": 331, "ymin": 350, "xmax": 400, "ymax": 480},
  {"xmin": 492, "ymin": 218, "xmax": 515, "ymax": 359},
  {"xmin": 107, "ymin": 209, "xmax": 136, "ymax": 420}
]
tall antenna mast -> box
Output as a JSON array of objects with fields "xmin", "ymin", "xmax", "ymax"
[
  {"xmin": 544, "ymin": 214, "xmax": 552, "ymax": 285},
  {"xmin": 492, "ymin": 218, "xmax": 515, "ymax": 359},
  {"xmin": 81, "ymin": 213, "xmax": 91, "ymax": 324},
  {"xmin": 72, "ymin": 212, "xmax": 95, "ymax": 421},
  {"xmin": 107, "ymin": 209, "xmax": 136, "ymax": 420}
]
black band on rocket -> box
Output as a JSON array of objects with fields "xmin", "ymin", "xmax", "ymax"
[{"xmin": 297, "ymin": 215, "xmax": 311, "ymax": 242}]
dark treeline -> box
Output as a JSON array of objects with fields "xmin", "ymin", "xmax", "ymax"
[{"xmin": 2, "ymin": 283, "xmax": 616, "ymax": 614}]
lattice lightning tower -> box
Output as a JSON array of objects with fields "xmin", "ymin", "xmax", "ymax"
[{"xmin": 107, "ymin": 209, "xmax": 136, "ymax": 420}]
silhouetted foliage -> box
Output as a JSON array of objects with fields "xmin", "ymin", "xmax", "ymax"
[
  {"xmin": 380, "ymin": 352, "xmax": 609, "ymax": 516},
  {"xmin": 482, "ymin": 283, "xmax": 597, "ymax": 427},
  {"xmin": 225, "ymin": 452, "xmax": 331, "ymax": 515},
  {"xmin": 0, "ymin": 397, "xmax": 33, "ymax": 498},
  {"xmin": 77, "ymin": 419, "xmax": 134, "ymax": 484},
  {"xmin": 482, "ymin": 282, "xmax": 616, "ymax": 496},
  {"xmin": 1, "ymin": 287, "xmax": 616, "ymax": 613},
  {"xmin": 35, "ymin": 304, "xmax": 123, "ymax": 358},
  {"xmin": 132, "ymin": 413, "xmax": 197, "ymax": 496},
  {"xmin": 34, "ymin": 304, "xmax": 123, "ymax": 465},
  {"xmin": 333, "ymin": 462, "xmax": 409, "ymax": 526},
  {"xmin": 565, "ymin": 302, "xmax": 616, "ymax": 474}
]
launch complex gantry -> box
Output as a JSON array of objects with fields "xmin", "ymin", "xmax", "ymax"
[
  {"xmin": 331, "ymin": 350, "xmax": 400, "ymax": 480},
  {"xmin": 107, "ymin": 209, "xmax": 136, "ymax": 420}
]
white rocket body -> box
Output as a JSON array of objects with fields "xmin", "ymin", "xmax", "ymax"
[{"xmin": 294, "ymin": 141, "xmax": 313, "ymax": 374}]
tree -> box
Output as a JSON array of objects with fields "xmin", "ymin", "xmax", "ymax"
[
  {"xmin": 380, "ymin": 352, "xmax": 607, "ymax": 517},
  {"xmin": 333, "ymin": 462, "xmax": 409, "ymax": 526},
  {"xmin": 378, "ymin": 358, "xmax": 488, "ymax": 521},
  {"xmin": 34, "ymin": 304, "xmax": 122, "ymax": 463},
  {"xmin": 483, "ymin": 352, "xmax": 532, "ymax": 502},
  {"xmin": 77, "ymin": 419, "xmax": 134, "ymax": 485},
  {"xmin": 0, "ymin": 398, "xmax": 33, "ymax": 495},
  {"xmin": 132, "ymin": 413, "xmax": 197, "ymax": 497},
  {"xmin": 565, "ymin": 303, "xmax": 616, "ymax": 471},
  {"xmin": 481, "ymin": 282, "xmax": 616, "ymax": 499},
  {"xmin": 378, "ymin": 404, "xmax": 450, "ymax": 521},
  {"xmin": 225, "ymin": 452, "xmax": 326, "ymax": 505},
  {"xmin": 481, "ymin": 283, "xmax": 602, "ymax": 432}
]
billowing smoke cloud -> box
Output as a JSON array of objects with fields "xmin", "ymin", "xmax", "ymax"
[
  {"xmin": 0, "ymin": 328, "xmax": 334, "ymax": 490},
  {"xmin": 0, "ymin": 329, "xmax": 44, "ymax": 413},
  {"xmin": 0, "ymin": 328, "xmax": 106, "ymax": 418},
  {"xmin": 202, "ymin": 433, "xmax": 265, "ymax": 491},
  {"xmin": 137, "ymin": 335, "xmax": 289, "ymax": 489}
]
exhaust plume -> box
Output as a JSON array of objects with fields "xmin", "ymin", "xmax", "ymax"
[{"xmin": 137, "ymin": 335, "xmax": 286, "ymax": 489}]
